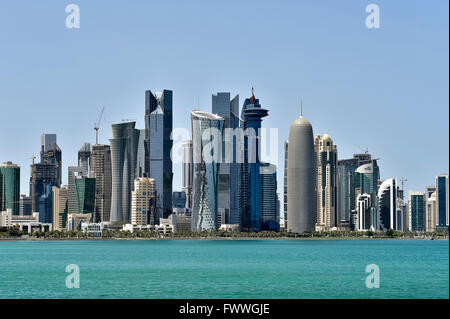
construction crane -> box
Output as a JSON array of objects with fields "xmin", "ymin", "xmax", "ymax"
[
  {"xmin": 94, "ymin": 107, "xmax": 105, "ymax": 145},
  {"xmin": 28, "ymin": 156, "xmax": 36, "ymax": 165},
  {"xmin": 354, "ymin": 144, "xmax": 369, "ymax": 154}
]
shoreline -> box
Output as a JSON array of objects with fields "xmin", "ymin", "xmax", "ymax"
[{"xmin": 0, "ymin": 236, "xmax": 448, "ymax": 242}]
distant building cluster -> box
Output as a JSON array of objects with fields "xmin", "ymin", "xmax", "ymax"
[
  {"xmin": 0, "ymin": 88, "xmax": 448, "ymax": 235},
  {"xmin": 284, "ymin": 108, "xmax": 449, "ymax": 233}
]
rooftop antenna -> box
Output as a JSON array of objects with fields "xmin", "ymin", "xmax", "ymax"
[{"xmin": 300, "ymin": 99, "xmax": 303, "ymax": 118}]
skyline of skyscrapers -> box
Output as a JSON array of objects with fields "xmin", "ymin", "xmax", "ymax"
[{"xmin": 0, "ymin": 88, "xmax": 447, "ymax": 235}]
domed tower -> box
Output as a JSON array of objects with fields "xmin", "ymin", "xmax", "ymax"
[{"xmin": 287, "ymin": 103, "xmax": 317, "ymax": 233}]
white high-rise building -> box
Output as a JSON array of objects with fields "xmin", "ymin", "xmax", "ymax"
[
  {"xmin": 425, "ymin": 192, "xmax": 437, "ymax": 232},
  {"xmin": 131, "ymin": 177, "xmax": 156, "ymax": 226},
  {"xmin": 314, "ymin": 134, "xmax": 337, "ymax": 230}
]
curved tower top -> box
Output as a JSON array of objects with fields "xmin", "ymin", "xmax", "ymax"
[{"xmin": 287, "ymin": 104, "xmax": 317, "ymax": 233}]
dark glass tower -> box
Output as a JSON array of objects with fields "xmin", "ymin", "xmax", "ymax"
[
  {"xmin": 212, "ymin": 92, "xmax": 240, "ymax": 225},
  {"xmin": 144, "ymin": 90, "xmax": 173, "ymax": 220},
  {"xmin": 239, "ymin": 88, "xmax": 268, "ymax": 232},
  {"xmin": 0, "ymin": 162, "xmax": 20, "ymax": 215},
  {"xmin": 30, "ymin": 163, "xmax": 58, "ymax": 223},
  {"xmin": 110, "ymin": 122, "xmax": 141, "ymax": 225},
  {"xmin": 40, "ymin": 134, "xmax": 62, "ymax": 187}
]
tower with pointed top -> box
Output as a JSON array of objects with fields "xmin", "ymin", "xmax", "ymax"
[
  {"xmin": 239, "ymin": 88, "xmax": 269, "ymax": 232},
  {"xmin": 287, "ymin": 103, "xmax": 317, "ymax": 233}
]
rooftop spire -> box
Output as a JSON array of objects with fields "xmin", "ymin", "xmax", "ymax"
[
  {"xmin": 250, "ymin": 87, "xmax": 255, "ymax": 102},
  {"xmin": 300, "ymin": 99, "xmax": 303, "ymax": 118}
]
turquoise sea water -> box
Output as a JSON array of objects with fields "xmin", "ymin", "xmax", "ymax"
[{"xmin": 0, "ymin": 239, "xmax": 448, "ymax": 299}]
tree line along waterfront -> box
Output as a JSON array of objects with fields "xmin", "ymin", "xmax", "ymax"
[{"xmin": 0, "ymin": 228, "xmax": 448, "ymax": 240}]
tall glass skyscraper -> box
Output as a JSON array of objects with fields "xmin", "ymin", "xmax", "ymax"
[
  {"xmin": 78, "ymin": 143, "xmax": 91, "ymax": 176},
  {"xmin": 0, "ymin": 162, "xmax": 20, "ymax": 215},
  {"xmin": 90, "ymin": 144, "xmax": 112, "ymax": 223},
  {"xmin": 435, "ymin": 174, "xmax": 449, "ymax": 230},
  {"xmin": 337, "ymin": 153, "xmax": 373, "ymax": 225},
  {"xmin": 191, "ymin": 110, "xmax": 224, "ymax": 231},
  {"xmin": 212, "ymin": 92, "xmax": 240, "ymax": 225},
  {"xmin": 239, "ymin": 89, "xmax": 268, "ymax": 232},
  {"xmin": 182, "ymin": 140, "xmax": 193, "ymax": 209},
  {"xmin": 40, "ymin": 134, "xmax": 62, "ymax": 187},
  {"xmin": 144, "ymin": 90, "xmax": 173, "ymax": 220},
  {"xmin": 409, "ymin": 191, "xmax": 425, "ymax": 231},
  {"xmin": 67, "ymin": 166, "xmax": 96, "ymax": 214},
  {"xmin": 260, "ymin": 162, "xmax": 279, "ymax": 231},
  {"xmin": 30, "ymin": 163, "xmax": 58, "ymax": 223},
  {"xmin": 110, "ymin": 121, "xmax": 141, "ymax": 225}
]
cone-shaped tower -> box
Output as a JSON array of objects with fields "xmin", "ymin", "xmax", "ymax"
[{"xmin": 287, "ymin": 104, "xmax": 317, "ymax": 233}]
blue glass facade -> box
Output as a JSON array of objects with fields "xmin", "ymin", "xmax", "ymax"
[
  {"xmin": 191, "ymin": 110, "xmax": 224, "ymax": 230},
  {"xmin": 436, "ymin": 175, "xmax": 448, "ymax": 228},
  {"xmin": 410, "ymin": 192, "xmax": 425, "ymax": 231},
  {"xmin": 30, "ymin": 163, "xmax": 58, "ymax": 223},
  {"xmin": 145, "ymin": 90, "xmax": 173, "ymax": 220},
  {"xmin": 212, "ymin": 92, "xmax": 240, "ymax": 224},
  {"xmin": 239, "ymin": 90, "xmax": 268, "ymax": 232}
]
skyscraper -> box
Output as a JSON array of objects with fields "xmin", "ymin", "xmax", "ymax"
[
  {"xmin": 409, "ymin": 191, "xmax": 425, "ymax": 231},
  {"xmin": 283, "ymin": 140, "xmax": 288, "ymax": 230},
  {"xmin": 52, "ymin": 186, "xmax": 68, "ymax": 230},
  {"xmin": 287, "ymin": 106, "xmax": 317, "ymax": 233},
  {"xmin": 78, "ymin": 143, "xmax": 91, "ymax": 176},
  {"xmin": 30, "ymin": 163, "xmax": 58, "ymax": 223},
  {"xmin": 131, "ymin": 177, "xmax": 156, "ymax": 226},
  {"xmin": 435, "ymin": 174, "xmax": 449, "ymax": 231},
  {"xmin": 90, "ymin": 144, "xmax": 112, "ymax": 223},
  {"xmin": 425, "ymin": 192, "xmax": 437, "ymax": 232},
  {"xmin": 239, "ymin": 88, "xmax": 268, "ymax": 232},
  {"xmin": 136, "ymin": 129, "xmax": 146, "ymax": 179},
  {"xmin": 0, "ymin": 162, "xmax": 20, "ymax": 215},
  {"xmin": 40, "ymin": 134, "xmax": 62, "ymax": 186},
  {"xmin": 378, "ymin": 178, "xmax": 398, "ymax": 230},
  {"xmin": 144, "ymin": 90, "xmax": 173, "ymax": 220},
  {"xmin": 19, "ymin": 195, "xmax": 32, "ymax": 215},
  {"xmin": 182, "ymin": 140, "xmax": 193, "ymax": 209},
  {"xmin": 212, "ymin": 92, "xmax": 240, "ymax": 225},
  {"xmin": 260, "ymin": 162, "xmax": 279, "ymax": 231},
  {"xmin": 337, "ymin": 153, "xmax": 373, "ymax": 225},
  {"xmin": 191, "ymin": 110, "xmax": 224, "ymax": 231},
  {"xmin": 110, "ymin": 121, "xmax": 141, "ymax": 226},
  {"xmin": 356, "ymin": 193, "xmax": 375, "ymax": 231},
  {"xmin": 67, "ymin": 166, "xmax": 96, "ymax": 214},
  {"xmin": 314, "ymin": 134, "xmax": 337, "ymax": 230}
]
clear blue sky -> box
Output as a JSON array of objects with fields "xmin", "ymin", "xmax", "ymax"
[{"xmin": 0, "ymin": 0, "xmax": 448, "ymax": 201}]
